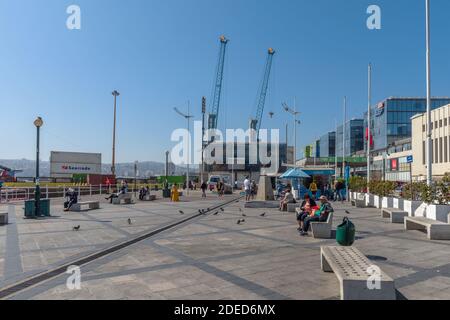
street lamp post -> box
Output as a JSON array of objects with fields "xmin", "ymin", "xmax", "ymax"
[
  {"xmin": 174, "ymin": 102, "xmax": 194, "ymax": 196},
  {"xmin": 134, "ymin": 161, "xmax": 138, "ymax": 198},
  {"xmin": 111, "ymin": 90, "xmax": 120, "ymax": 177},
  {"xmin": 282, "ymin": 99, "xmax": 300, "ymax": 165},
  {"xmin": 34, "ymin": 117, "xmax": 43, "ymax": 218},
  {"xmin": 367, "ymin": 64, "xmax": 372, "ymax": 191},
  {"xmin": 201, "ymin": 97, "xmax": 206, "ymax": 184},
  {"xmin": 425, "ymin": 0, "xmax": 433, "ymax": 186}
]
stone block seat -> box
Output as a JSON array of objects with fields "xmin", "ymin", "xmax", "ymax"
[
  {"xmin": 112, "ymin": 193, "xmax": 133, "ymax": 205},
  {"xmin": 404, "ymin": 217, "xmax": 450, "ymax": 240},
  {"xmin": 321, "ymin": 246, "xmax": 396, "ymax": 300},
  {"xmin": 381, "ymin": 208, "xmax": 408, "ymax": 224},
  {"xmin": 70, "ymin": 201, "xmax": 100, "ymax": 212}
]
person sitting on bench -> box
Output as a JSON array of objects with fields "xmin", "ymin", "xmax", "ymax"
[
  {"xmin": 64, "ymin": 188, "xmax": 78, "ymax": 212},
  {"xmin": 105, "ymin": 185, "xmax": 127, "ymax": 203},
  {"xmin": 139, "ymin": 187, "xmax": 148, "ymax": 200},
  {"xmin": 279, "ymin": 189, "xmax": 295, "ymax": 211},
  {"xmin": 300, "ymin": 196, "xmax": 334, "ymax": 236},
  {"xmin": 296, "ymin": 194, "xmax": 317, "ymax": 231}
]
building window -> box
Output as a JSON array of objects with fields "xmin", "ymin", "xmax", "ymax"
[
  {"xmin": 423, "ymin": 124, "xmax": 426, "ymax": 132},
  {"xmin": 445, "ymin": 136, "xmax": 448, "ymax": 163},
  {"xmin": 435, "ymin": 121, "xmax": 438, "ymax": 129},
  {"xmin": 440, "ymin": 120, "xmax": 443, "ymax": 128},
  {"xmin": 445, "ymin": 118, "xmax": 448, "ymax": 126},
  {"xmin": 423, "ymin": 140, "xmax": 426, "ymax": 165},
  {"xmin": 440, "ymin": 137, "xmax": 443, "ymax": 163},
  {"xmin": 435, "ymin": 138, "xmax": 439, "ymax": 163}
]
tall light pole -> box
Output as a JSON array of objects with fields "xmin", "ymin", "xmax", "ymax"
[
  {"xmin": 134, "ymin": 161, "xmax": 138, "ymax": 198},
  {"xmin": 367, "ymin": 64, "xmax": 372, "ymax": 190},
  {"xmin": 334, "ymin": 119, "xmax": 338, "ymax": 182},
  {"xmin": 111, "ymin": 90, "xmax": 120, "ymax": 177},
  {"xmin": 201, "ymin": 97, "xmax": 206, "ymax": 183},
  {"xmin": 174, "ymin": 102, "xmax": 194, "ymax": 195},
  {"xmin": 33, "ymin": 117, "xmax": 43, "ymax": 218},
  {"xmin": 342, "ymin": 96, "xmax": 347, "ymax": 178},
  {"xmin": 282, "ymin": 99, "xmax": 300, "ymax": 165},
  {"xmin": 425, "ymin": 0, "xmax": 433, "ymax": 186}
]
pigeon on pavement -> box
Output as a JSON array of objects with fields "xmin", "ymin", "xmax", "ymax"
[
  {"xmin": 345, "ymin": 210, "xmax": 351, "ymax": 214},
  {"xmin": 128, "ymin": 218, "xmax": 132, "ymax": 225},
  {"xmin": 73, "ymin": 225, "xmax": 80, "ymax": 231},
  {"xmin": 260, "ymin": 212, "xmax": 266, "ymax": 217},
  {"xmin": 213, "ymin": 211, "xmax": 219, "ymax": 215},
  {"xmin": 179, "ymin": 210, "xmax": 184, "ymax": 214}
]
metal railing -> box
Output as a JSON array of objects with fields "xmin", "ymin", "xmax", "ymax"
[{"xmin": 0, "ymin": 185, "xmax": 151, "ymax": 204}]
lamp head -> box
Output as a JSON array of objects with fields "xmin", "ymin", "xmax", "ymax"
[{"xmin": 34, "ymin": 117, "xmax": 43, "ymax": 128}]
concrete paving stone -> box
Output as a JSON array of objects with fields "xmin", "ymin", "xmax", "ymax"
[{"xmin": 3, "ymin": 198, "xmax": 450, "ymax": 300}]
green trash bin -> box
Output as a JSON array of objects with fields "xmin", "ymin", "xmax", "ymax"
[
  {"xmin": 24, "ymin": 199, "xmax": 51, "ymax": 218},
  {"xmin": 24, "ymin": 200, "xmax": 35, "ymax": 217},
  {"xmin": 39, "ymin": 199, "xmax": 51, "ymax": 217},
  {"xmin": 336, "ymin": 217, "xmax": 355, "ymax": 246}
]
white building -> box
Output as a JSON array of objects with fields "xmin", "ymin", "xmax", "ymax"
[{"xmin": 411, "ymin": 104, "xmax": 450, "ymax": 180}]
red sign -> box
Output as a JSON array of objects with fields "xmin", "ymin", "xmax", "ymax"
[{"xmin": 391, "ymin": 159, "xmax": 398, "ymax": 171}]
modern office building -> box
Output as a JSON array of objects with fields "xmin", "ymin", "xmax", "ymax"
[
  {"xmin": 365, "ymin": 97, "xmax": 450, "ymax": 154},
  {"xmin": 370, "ymin": 138, "xmax": 413, "ymax": 182},
  {"xmin": 411, "ymin": 104, "xmax": 450, "ymax": 180},
  {"xmin": 319, "ymin": 132, "xmax": 336, "ymax": 158},
  {"xmin": 335, "ymin": 119, "xmax": 364, "ymax": 158}
]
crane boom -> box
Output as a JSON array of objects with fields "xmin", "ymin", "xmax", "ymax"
[
  {"xmin": 250, "ymin": 48, "xmax": 275, "ymax": 133},
  {"xmin": 208, "ymin": 35, "xmax": 229, "ymax": 130}
]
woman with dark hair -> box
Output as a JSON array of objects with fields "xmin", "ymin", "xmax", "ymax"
[{"xmin": 296, "ymin": 194, "xmax": 317, "ymax": 231}]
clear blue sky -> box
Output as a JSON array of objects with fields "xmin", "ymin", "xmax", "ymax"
[{"xmin": 1, "ymin": 0, "xmax": 450, "ymax": 163}]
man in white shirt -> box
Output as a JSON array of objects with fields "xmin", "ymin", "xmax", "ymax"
[{"xmin": 244, "ymin": 177, "xmax": 251, "ymax": 201}]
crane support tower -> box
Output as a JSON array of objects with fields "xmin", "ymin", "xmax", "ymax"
[
  {"xmin": 208, "ymin": 35, "xmax": 229, "ymax": 130},
  {"xmin": 249, "ymin": 48, "xmax": 276, "ymax": 134}
]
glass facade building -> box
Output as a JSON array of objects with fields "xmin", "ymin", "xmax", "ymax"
[
  {"xmin": 335, "ymin": 119, "xmax": 364, "ymax": 158},
  {"xmin": 319, "ymin": 132, "xmax": 336, "ymax": 157},
  {"xmin": 365, "ymin": 97, "xmax": 450, "ymax": 152}
]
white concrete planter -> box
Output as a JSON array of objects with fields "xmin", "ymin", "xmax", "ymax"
[
  {"xmin": 426, "ymin": 204, "xmax": 450, "ymax": 223},
  {"xmin": 374, "ymin": 195, "xmax": 382, "ymax": 208},
  {"xmin": 382, "ymin": 197, "xmax": 394, "ymax": 209},
  {"xmin": 365, "ymin": 194, "xmax": 374, "ymax": 207},
  {"xmin": 356, "ymin": 192, "xmax": 365, "ymax": 201},
  {"xmin": 403, "ymin": 200, "xmax": 425, "ymax": 217},
  {"xmin": 393, "ymin": 198, "xmax": 404, "ymax": 210}
]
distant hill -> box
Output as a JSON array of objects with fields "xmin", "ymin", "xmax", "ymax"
[{"xmin": 0, "ymin": 159, "xmax": 196, "ymax": 178}]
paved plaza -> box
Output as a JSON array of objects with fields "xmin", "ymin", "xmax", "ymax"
[{"xmin": 1, "ymin": 192, "xmax": 450, "ymax": 300}]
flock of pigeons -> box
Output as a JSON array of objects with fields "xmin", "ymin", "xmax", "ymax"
[{"xmin": 71, "ymin": 199, "xmax": 277, "ymax": 232}]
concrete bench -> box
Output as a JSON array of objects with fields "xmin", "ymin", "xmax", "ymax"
[
  {"xmin": 321, "ymin": 246, "xmax": 396, "ymax": 300},
  {"xmin": 112, "ymin": 194, "xmax": 133, "ymax": 205},
  {"xmin": 0, "ymin": 211, "xmax": 8, "ymax": 225},
  {"xmin": 70, "ymin": 201, "xmax": 100, "ymax": 212},
  {"xmin": 404, "ymin": 217, "xmax": 450, "ymax": 240},
  {"xmin": 287, "ymin": 203, "xmax": 299, "ymax": 212},
  {"xmin": 311, "ymin": 212, "xmax": 334, "ymax": 239},
  {"xmin": 352, "ymin": 199, "xmax": 366, "ymax": 208},
  {"xmin": 381, "ymin": 208, "xmax": 408, "ymax": 224},
  {"xmin": 141, "ymin": 194, "xmax": 156, "ymax": 201}
]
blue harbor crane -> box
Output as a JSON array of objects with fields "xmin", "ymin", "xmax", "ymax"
[
  {"xmin": 208, "ymin": 35, "xmax": 229, "ymax": 130},
  {"xmin": 249, "ymin": 48, "xmax": 276, "ymax": 134}
]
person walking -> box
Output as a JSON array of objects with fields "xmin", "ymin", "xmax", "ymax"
[
  {"xmin": 309, "ymin": 180, "xmax": 318, "ymax": 200},
  {"xmin": 201, "ymin": 181, "xmax": 207, "ymax": 198},
  {"xmin": 244, "ymin": 176, "xmax": 251, "ymax": 201}
]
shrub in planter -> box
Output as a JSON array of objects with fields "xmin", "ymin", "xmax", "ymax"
[{"xmin": 349, "ymin": 176, "xmax": 367, "ymax": 193}]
